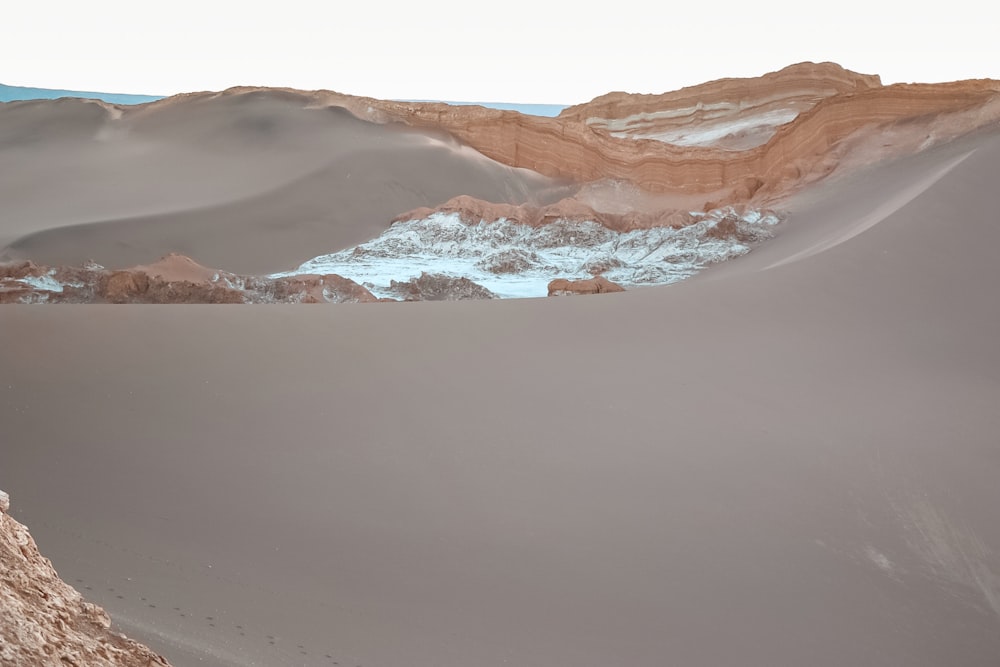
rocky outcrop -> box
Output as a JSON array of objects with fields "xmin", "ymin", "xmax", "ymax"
[
  {"xmin": 386, "ymin": 273, "xmax": 497, "ymax": 301},
  {"xmin": 547, "ymin": 276, "xmax": 626, "ymax": 296},
  {"xmin": 291, "ymin": 62, "xmax": 998, "ymax": 221},
  {"xmin": 4, "ymin": 63, "xmax": 998, "ymax": 306},
  {"xmin": 559, "ymin": 62, "xmax": 882, "ymax": 151},
  {"xmin": 395, "ymin": 195, "xmax": 698, "ymax": 233},
  {"xmin": 0, "ymin": 255, "xmax": 380, "ymax": 304},
  {"xmin": 70, "ymin": 62, "xmax": 1000, "ymax": 224},
  {"xmin": 117, "ymin": 63, "xmax": 1000, "ymax": 206},
  {"xmin": 0, "ymin": 489, "xmax": 172, "ymax": 666},
  {"xmin": 252, "ymin": 62, "xmax": 994, "ymax": 204},
  {"xmin": 261, "ymin": 274, "xmax": 384, "ymax": 304},
  {"xmin": 558, "ymin": 62, "xmax": 882, "ymax": 124},
  {"xmin": 370, "ymin": 77, "xmax": 999, "ymax": 201}
]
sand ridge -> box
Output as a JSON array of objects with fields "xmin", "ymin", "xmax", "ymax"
[
  {"xmin": 0, "ymin": 95, "xmax": 570, "ymax": 273},
  {"xmin": 3, "ymin": 63, "xmax": 1000, "ymax": 667},
  {"xmin": 2, "ymin": 127, "xmax": 999, "ymax": 666}
]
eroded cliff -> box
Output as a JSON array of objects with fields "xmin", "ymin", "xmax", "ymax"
[
  {"xmin": 0, "ymin": 490, "xmax": 172, "ymax": 666},
  {"xmin": 132, "ymin": 62, "xmax": 1000, "ymax": 215}
]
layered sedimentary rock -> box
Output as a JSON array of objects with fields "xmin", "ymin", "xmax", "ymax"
[
  {"xmin": 122, "ymin": 62, "xmax": 1000, "ymax": 208},
  {"xmin": 26, "ymin": 62, "xmax": 999, "ymax": 210},
  {"xmin": 198, "ymin": 62, "xmax": 997, "ymax": 226},
  {"xmin": 10, "ymin": 62, "xmax": 996, "ymax": 243},
  {"xmin": 401, "ymin": 81, "xmax": 997, "ymax": 200},
  {"xmin": 291, "ymin": 62, "xmax": 1000, "ymax": 203},
  {"xmin": 4, "ymin": 62, "xmax": 999, "ymax": 305},
  {"xmin": 0, "ymin": 490, "xmax": 172, "ymax": 666},
  {"xmin": 558, "ymin": 61, "xmax": 882, "ymax": 150},
  {"xmin": 0, "ymin": 254, "xmax": 380, "ymax": 304}
]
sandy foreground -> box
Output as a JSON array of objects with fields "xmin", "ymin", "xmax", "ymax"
[{"xmin": 2, "ymin": 121, "xmax": 999, "ymax": 667}]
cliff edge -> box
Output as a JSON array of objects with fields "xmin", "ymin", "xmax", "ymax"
[{"xmin": 0, "ymin": 489, "xmax": 172, "ymax": 666}]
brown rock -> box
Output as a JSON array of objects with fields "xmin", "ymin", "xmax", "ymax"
[
  {"xmin": 547, "ymin": 276, "xmax": 626, "ymax": 296},
  {"xmin": 387, "ymin": 273, "xmax": 497, "ymax": 301},
  {"xmin": 265, "ymin": 274, "xmax": 379, "ymax": 303},
  {"xmin": 0, "ymin": 260, "xmax": 44, "ymax": 281},
  {"xmin": 0, "ymin": 489, "xmax": 172, "ymax": 666},
  {"xmin": 106, "ymin": 63, "xmax": 1000, "ymax": 234},
  {"xmin": 305, "ymin": 61, "xmax": 999, "ymax": 203},
  {"xmin": 393, "ymin": 195, "xmax": 704, "ymax": 234},
  {"xmin": 1, "ymin": 255, "xmax": 385, "ymax": 305},
  {"xmin": 131, "ymin": 253, "xmax": 222, "ymax": 284},
  {"xmin": 102, "ymin": 270, "xmax": 150, "ymax": 303}
]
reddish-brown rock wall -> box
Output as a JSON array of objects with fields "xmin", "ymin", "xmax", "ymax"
[{"xmin": 126, "ymin": 62, "xmax": 1000, "ymax": 208}]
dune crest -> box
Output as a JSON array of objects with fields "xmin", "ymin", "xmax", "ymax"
[
  {"xmin": 3, "ymin": 66, "xmax": 1000, "ymax": 667},
  {"xmin": 82, "ymin": 61, "xmax": 1000, "ymax": 205},
  {"xmin": 231, "ymin": 61, "xmax": 998, "ymax": 230},
  {"xmin": 3, "ymin": 62, "xmax": 999, "ymax": 279}
]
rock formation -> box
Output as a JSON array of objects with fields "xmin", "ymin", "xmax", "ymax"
[
  {"xmin": 286, "ymin": 62, "xmax": 1000, "ymax": 202},
  {"xmin": 4, "ymin": 62, "xmax": 999, "ymax": 304},
  {"xmin": 0, "ymin": 489, "xmax": 172, "ymax": 666},
  {"xmin": 557, "ymin": 62, "xmax": 881, "ymax": 151},
  {"xmin": 0, "ymin": 254, "xmax": 381, "ymax": 304},
  {"xmin": 386, "ymin": 272, "xmax": 497, "ymax": 301},
  {"xmin": 547, "ymin": 276, "xmax": 626, "ymax": 296},
  {"xmin": 292, "ymin": 61, "xmax": 999, "ymax": 227},
  {"xmin": 115, "ymin": 62, "xmax": 1000, "ymax": 209},
  {"xmin": 394, "ymin": 195, "xmax": 699, "ymax": 233},
  {"xmin": 21, "ymin": 62, "xmax": 999, "ymax": 212}
]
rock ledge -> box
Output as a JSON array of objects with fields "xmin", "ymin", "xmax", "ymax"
[{"xmin": 0, "ymin": 489, "xmax": 173, "ymax": 666}]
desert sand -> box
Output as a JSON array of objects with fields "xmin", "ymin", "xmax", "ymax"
[
  {"xmin": 2, "ymin": 64, "xmax": 1000, "ymax": 666},
  {"xmin": 1, "ymin": 489, "xmax": 172, "ymax": 665},
  {"xmin": 0, "ymin": 94, "xmax": 566, "ymax": 274}
]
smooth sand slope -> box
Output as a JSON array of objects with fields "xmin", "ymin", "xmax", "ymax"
[
  {"xmin": 2, "ymin": 129, "xmax": 999, "ymax": 665},
  {"xmin": 0, "ymin": 93, "xmax": 564, "ymax": 274}
]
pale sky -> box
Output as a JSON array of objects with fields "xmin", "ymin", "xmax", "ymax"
[{"xmin": 4, "ymin": 0, "xmax": 995, "ymax": 104}]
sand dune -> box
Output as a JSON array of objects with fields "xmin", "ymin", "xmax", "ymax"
[
  {"xmin": 4, "ymin": 62, "xmax": 998, "ymax": 281},
  {"xmin": 2, "ymin": 123, "xmax": 999, "ymax": 667},
  {"xmin": 0, "ymin": 97, "xmax": 565, "ymax": 273},
  {"xmin": 3, "ymin": 64, "xmax": 1000, "ymax": 665}
]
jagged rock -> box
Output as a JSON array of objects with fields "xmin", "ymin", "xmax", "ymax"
[
  {"xmin": 1, "ymin": 255, "xmax": 380, "ymax": 305},
  {"xmin": 476, "ymin": 249, "xmax": 541, "ymax": 274},
  {"xmin": 387, "ymin": 273, "xmax": 497, "ymax": 301},
  {"xmin": 265, "ymin": 274, "xmax": 379, "ymax": 303},
  {"xmin": 547, "ymin": 276, "xmax": 626, "ymax": 296},
  {"xmin": 333, "ymin": 61, "xmax": 999, "ymax": 200},
  {"xmin": 580, "ymin": 256, "xmax": 625, "ymax": 276},
  {"xmin": 99, "ymin": 270, "xmax": 244, "ymax": 304},
  {"xmin": 102, "ymin": 270, "xmax": 151, "ymax": 303},
  {"xmin": 0, "ymin": 260, "xmax": 43, "ymax": 280},
  {"xmin": 394, "ymin": 196, "xmax": 704, "ymax": 234},
  {"xmin": 0, "ymin": 489, "xmax": 172, "ymax": 666}
]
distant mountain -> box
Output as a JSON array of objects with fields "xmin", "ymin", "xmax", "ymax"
[
  {"xmin": 1, "ymin": 83, "xmax": 565, "ymax": 116},
  {"xmin": 0, "ymin": 83, "xmax": 162, "ymax": 105}
]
